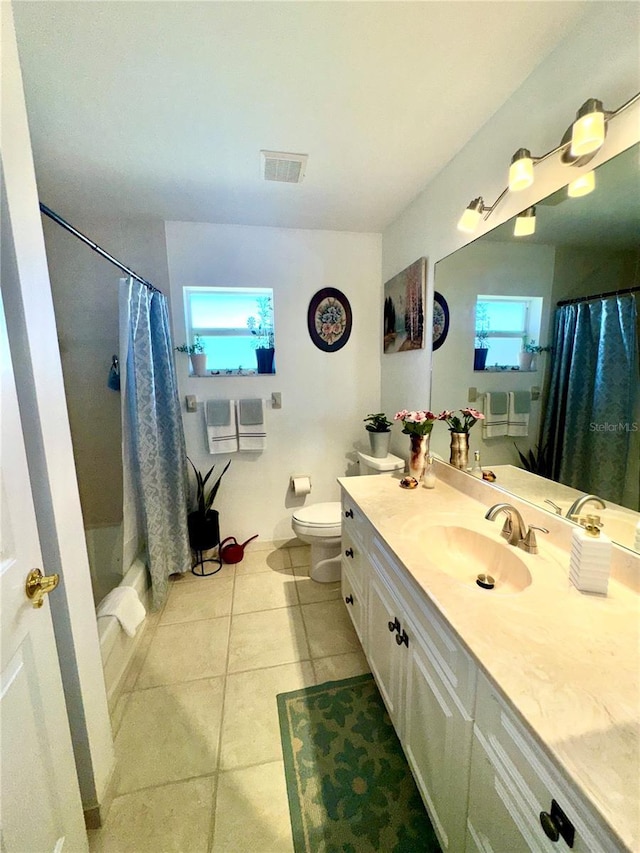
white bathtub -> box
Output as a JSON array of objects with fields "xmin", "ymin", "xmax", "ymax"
[{"xmin": 96, "ymin": 557, "xmax": 150, "ymax": 708}]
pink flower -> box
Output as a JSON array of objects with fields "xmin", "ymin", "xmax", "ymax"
[
  {"xmin": 462, "ymin": 407, "xmax": 485, "ymax": 420},
  {"xmin": 394, "ymin": 410, "xmax": 409, "ymax": 421},
  {"xmin": 437, "ymin": 410, "xmax": 454, "ymax": 420}
]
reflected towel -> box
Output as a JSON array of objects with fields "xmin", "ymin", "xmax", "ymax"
[
  {"xmin": 206, "ymin": 399, "xmax": 238, "ymax": 453},
  {"xmin": 96, "ymin": 586, "xmax": 146, "ymax": 638},
  {"xmin": 507, "ymin": 391, "xmax": 530, "ymax": 437},
  {"xmin": 237, "ymin": 399, "xmax": 266, "ymax": 451},
  {"xmin": 482, "ymin": 393, "xmax": 508, "ymax": 438}
]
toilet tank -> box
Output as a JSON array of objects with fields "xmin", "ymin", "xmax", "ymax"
[{"xmin": 357, "ymin": 450, "xmax": 404, "ymax": 476}]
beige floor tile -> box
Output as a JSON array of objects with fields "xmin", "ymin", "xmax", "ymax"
[
  {"xmin": 220, "ymin": 661, "xmax": 315, "ymax": 770},
  {"xmin": 109, "ymin": 692, "xmax": 132, "ymax": 739},
  {"xmin": 235, "ymin": 548, "xmax": 291, "ymax": 575},
  {"xmin": 88, "ymin": 777, "xmax": 215, "ymax": 853},
  {"xmin": 170, "ymin": 561, "xmax": 235, "ymax": 584},
  {"xmin": 301, "ymin": 599, "xmax": 361, "ymax": 659},
  {"xmin": 119, "ymin": 623, "xmax": 157, "ymax": 694},
  {"xmin": 291, "ymin": 563, "xmax": 309, "ymax": 578},
  {"xmin": 161, "ymin": 577, "xmax": 234, "ymax": 624},
  {"xmin": 233, "ymin": 569, "xmax": 298, "ymax": 614},
  {"xmin": 313, "ymin": 650, "xmax": 370, "ymax": 684},
  {"xmin": 114, "ymin": 678, "xmax": 224, "ymax": 793},
  {"xmin": 295, "ymin": 574, "xmax": 341, "ymax": 604},
  {"xmin": 212, "ymin": 761, "xmax": 293, "ymax": 853},
  {"xmin": 228, "ymin": 607, "xmax": 309, "ymax": 672},
  {"xmin": 136, "ymin": 617, "xmax": 229, "ymax": 688},
  {"xmin": 287, "ymin": 545, "xmax": 311, "ymax": 568}
]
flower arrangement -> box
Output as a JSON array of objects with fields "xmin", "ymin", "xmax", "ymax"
[
  {"xmin": 364, "ymin": 413, "xmax": 392, "ymax": 433},
  {"xmin": 175, "ymin": 334, "xmax": 204, "ymax": 355},
  {"xmin": 394, "ymin": 410, "xmax": 438, "ymax": 436},
  {"xmin": 438, "ymin": 408, "xmax": 485, "ymax": 433},
  {"xmin": 247, "ymin": 296, "xmax": 275, "ymax": 349}
]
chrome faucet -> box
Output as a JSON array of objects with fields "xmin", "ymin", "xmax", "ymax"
[
  {"xmin": 485, "ymin": 503, "xmax": 549, "ymax": 553},
  {"xmin": 566, "ymin": 494, "xmax": 606, "ymax": 518}
]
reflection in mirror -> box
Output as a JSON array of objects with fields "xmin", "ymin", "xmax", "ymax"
[
  {"xmin": 433, "ymin": 143, "xmax": 640, "ymax": 553},
  {"xmin": 184, "ymin": 286, "xmax": 275, "ymax": 375}
]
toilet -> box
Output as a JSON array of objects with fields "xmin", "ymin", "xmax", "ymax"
[{"xmin": 291, "ymin": 452, "xmax": 404, "ymax": 583}]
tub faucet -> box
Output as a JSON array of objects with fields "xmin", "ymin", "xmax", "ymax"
[{"xmin": 566, "ymin": 494, "xmax": 606, "ymax": 518}]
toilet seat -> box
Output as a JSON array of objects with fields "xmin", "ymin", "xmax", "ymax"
[{"xmin": 292, "ymin": 501, "xmax": 342, "ymax": 538}]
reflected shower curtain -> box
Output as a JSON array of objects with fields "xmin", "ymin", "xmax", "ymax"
[
  {"xmin": 120, "ymin": 277, "xmax": 191, "ymax": 608},
  {"xmin": 541, "ymin": 293, "xmax": 639, "ymax": 506}
]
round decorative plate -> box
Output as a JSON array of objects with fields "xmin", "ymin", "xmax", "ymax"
[
  {"xmin": 307, "ymin": 288, "xmax": 352, "ymax": 352},
  {"xmin": 432, "ymin": 291, "xmax": 449, "ymax": 351}
]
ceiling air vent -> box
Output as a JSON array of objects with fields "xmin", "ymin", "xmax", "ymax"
[{"xmin": 261, "ymin": 151, "xmax": 308, "ymax": 183}]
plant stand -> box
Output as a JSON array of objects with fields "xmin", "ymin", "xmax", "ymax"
[{"xmin": 191, "ymin": 548, "xmax": 223, "ymax": 577}]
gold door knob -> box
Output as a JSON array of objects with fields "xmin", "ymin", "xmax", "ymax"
[{"xmin": 25, "ymin": 568, "xmax": 59, "ymax": 609}]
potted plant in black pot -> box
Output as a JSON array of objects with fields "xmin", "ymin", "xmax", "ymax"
[
  {"xmin": 363, "ymin": 412, "xmax": 392, "ymax": 458},
  {"xmin": 187, "ymin": 458, "xmax": 231, "ymax": 555},
  {"xmin": 247, "ymin": 295, "xmax": 275, "ymax": 374},
  {"xmin": 474, "ymin": 303, "xmax": 490, "ymax": 371}
]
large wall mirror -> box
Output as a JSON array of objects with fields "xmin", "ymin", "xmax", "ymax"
[{"xmin": 432, "ymin": 142, "xmax": 640, "ymax": 553}]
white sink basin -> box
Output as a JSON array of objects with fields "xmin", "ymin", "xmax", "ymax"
[{"xmin": 424, "ymin": 526, "xmax": 533, "ymax": 594}]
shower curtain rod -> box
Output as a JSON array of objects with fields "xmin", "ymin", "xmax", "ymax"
[
  {"xmin": 39, "ymin": 202, "xmax": 163, "ymax": 295},
  {"xmin": 557, "ymin": 285, "xmax": 640, "ymax": 307}
]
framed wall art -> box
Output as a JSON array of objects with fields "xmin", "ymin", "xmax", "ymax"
[
  {"xmin": 307, "ymin": 288, "xmax": 352, "ymax": 352},
  {"xmin": 383, "ymin": 257, "xmax": 426, "ymax": 353}
]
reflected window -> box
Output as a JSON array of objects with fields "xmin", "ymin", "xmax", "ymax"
[
  {"xmin": 475, "ymin": 295, "xmax": 542, "ymax": 369},
  {"xmin": 184, "ymin": 286, "xmax": 274, "ymax": 374}
]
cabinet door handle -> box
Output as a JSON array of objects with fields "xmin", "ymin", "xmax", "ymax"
[
  {"xmin": 345, "ymin": 594, "xmax": 354, "ymax": 605},
  {"xmin": 344, "ymin": 548, "xmax": 354, "ymax": 558},
  {"xmin": 388, "ymin": 617, "xmax": 400, "ymax": 633},
  {"xmin": 540, "ymin": 800, "xmax": 575, "ymax": 847},
  {"xmin": 539, "ymin": 812, "xmax": 560, "ymax": 843},
  {"xmin": 344, "ymin": 509, "xmax": 354, "ymax": 518},
  {"xmin": 395, "ymin": 629, "xmax": 409, "ymax": 647}
]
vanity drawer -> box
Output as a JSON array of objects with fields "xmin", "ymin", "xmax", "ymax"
[
  {"xmin": 341, "ymin": 561, "xmax": 364, "ymax": 643},
  {"xmin": 341, "ymin": 526, "xmax": 367, "ymax": 595},
  {"xmin": 472, "ymin": 672, "xmax": 621, "ymax": 853}
]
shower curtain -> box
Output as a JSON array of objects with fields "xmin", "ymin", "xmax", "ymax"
[
  {"xmin": 119, "ymin": 277, "xmax": 191, "ymax": 608},
  {"xmin": 541, "ymin": 293, "xmax": 639, "ymax": 506}
]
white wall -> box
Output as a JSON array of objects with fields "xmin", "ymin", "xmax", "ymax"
[
  {"xmin": 43, "ymin": 217, "xmax": 171, "ymax": 529},
  {"xmin": 381, "ymin": 2, "xmax": 640, "ymax": 462},
  {"xmin": 165, "ymin": 221, "xmax": 381, "ymax": 542}
]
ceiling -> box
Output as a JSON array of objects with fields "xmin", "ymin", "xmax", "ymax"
[{"xmin": 13, "ymin": 1, "xmax": 589, "ymax": 232}]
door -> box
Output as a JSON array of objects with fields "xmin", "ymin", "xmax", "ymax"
[{"xmin": 0, "ymin": 297, "xmax": 88, "ymax": 852}]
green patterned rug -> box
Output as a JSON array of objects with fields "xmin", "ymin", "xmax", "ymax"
[{"xmin": 277, "ymin": 673, "xmax": 441, "ymax": 853}]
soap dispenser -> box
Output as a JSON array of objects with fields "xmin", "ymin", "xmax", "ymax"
[
  {"xmin": 569, "ymin": 514, "xmax": 612, "ymax": 595},
  {"xmin": 423, "ymin": 455, "xmax": 436, "ymax": 489}
]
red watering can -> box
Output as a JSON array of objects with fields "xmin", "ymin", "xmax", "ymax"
[{"xmin": 219, "ymin": 534, "xmax": 259, "ymax": 564}]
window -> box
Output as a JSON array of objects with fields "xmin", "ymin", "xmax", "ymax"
[
  {"xmin": 475, "ymin": 295, "xmax": 542, "ymax": 369},
  {"xmin": 183, "ymin": 287, "xmax": 275, "ymax": 374}
]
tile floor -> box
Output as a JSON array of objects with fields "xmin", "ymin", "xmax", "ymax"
[{"xmin": 88, "ymin": 541, "xmax": 369, "ymax": 853}]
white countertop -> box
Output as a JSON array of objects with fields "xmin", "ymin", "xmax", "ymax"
[{"xmin": 338, "ymin": 473, "xmax": 640, "ymax": 852}]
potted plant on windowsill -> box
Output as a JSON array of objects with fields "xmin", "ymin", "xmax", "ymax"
[
  {"xmin": 363, "ymin": 412, "xmax": 392, "ymax": 458},
  {"xmin": 187, "ymin": 458, "xmax": 231, "ymax": 552},
  {"xmin": 519, "ymin": 337, "xmax": 550, "ymax": 372},
  {"xmin": 176, "ymin": 335, "xmax": 207, "ymax": 376},
  {"xmin": 474, "ymin": 302, "xmax": 490, "ymax": 371},
  {"xmin": 247, "ymin": 296, "xmax": 275, "ymax": 374}
]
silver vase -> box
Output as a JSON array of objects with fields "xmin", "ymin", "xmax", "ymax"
[{"xmin": 449, "ymin": 432, "xmax": 469, "ymax": 470}]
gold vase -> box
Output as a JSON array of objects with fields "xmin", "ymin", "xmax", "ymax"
[
  {"xmin": 408, "ymin": 433, "xmax": 430, "ymax": 481},
  {"xmin": 449, "ymin": 431, "xmax": 469, "ymax": 470}
]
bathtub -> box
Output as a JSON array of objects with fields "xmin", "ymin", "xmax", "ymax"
[{"xmin": 96, "ymin": 557, "xmax": 150, "ymax": 707}]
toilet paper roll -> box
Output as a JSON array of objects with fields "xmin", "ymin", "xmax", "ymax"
[{"xmin": 291, "ymin": 476, "xmax": 312, "ymax": 497}]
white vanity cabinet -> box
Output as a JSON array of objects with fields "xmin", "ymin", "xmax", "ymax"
[
  {"xmin": 466, "ymin": 673, "xmax": 622, "ymax": 853},
  {"xmin": 341, "ymin": 501, "xmax": 367, "ymax": 643}
]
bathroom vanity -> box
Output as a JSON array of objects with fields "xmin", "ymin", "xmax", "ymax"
[{"xmin": 339, "ymin": 472, "xmax": 639, "ymax": 853}]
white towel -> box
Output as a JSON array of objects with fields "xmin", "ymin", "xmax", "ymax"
[
  {"xmin": 481, "ymin": 392, "xmax": 508, "ymax": 438},
  {"xmin": 237, "ymin": 399, "xmax": 266, "ymax": 451},
  {"xmin": 507, "ymin": 391, "xmax": 530, "ymax": 437},
  {"xmin": 206, "ymin": 399, "xmax": 238, "ymax": 454},
  {"xmin": 96, "ymin": 586, "xmax": 146, "ymax": 638}
]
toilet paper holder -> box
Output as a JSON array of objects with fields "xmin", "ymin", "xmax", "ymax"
[{"xmin": 290, "ymin": 476, "xmax": 312, "ymax": 496}]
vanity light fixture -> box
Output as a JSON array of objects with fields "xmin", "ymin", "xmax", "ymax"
[
  {"xmin": 567, "ymin": 170, "xmax": 596, "ymax": 198},
  {"xmin": 508, "ymin": 148, "xmax": 535, "ymax": 192},
  {"xmin": 458, "ymin": 92, "xmax": 638, "ymax": 233},
  {"xmin": 570, "ymin": 99, "xmax": 606, "ymax": 157},
  {"xmin": 513, "ymin": 206, "xmax": 536, "ymax": 237}
]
